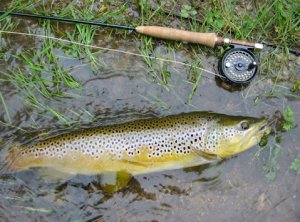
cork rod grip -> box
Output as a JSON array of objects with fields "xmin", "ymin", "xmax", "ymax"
[{"xmin": 136, "ymin": 26, "xmax": 217, "ymax": 48}]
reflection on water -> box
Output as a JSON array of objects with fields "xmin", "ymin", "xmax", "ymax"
[
  {"xmin": 0, "ymin": 1, "xmax": 300, "ymax": 221},
  {"xmin": 0, "ymin": 162, "xmax": 221, "ymax": 221}
]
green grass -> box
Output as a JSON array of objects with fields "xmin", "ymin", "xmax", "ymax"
[
  {"xmin": 198, "ymin": 0, "xmax": 299, "ymax": 48},
  {"xmin": 35, "ymin": 2, "xmax": 126, "ymax": 73},
  {"xmin": 138, "ymin": 36, "xmax": 173, "ymax": 89},
  {"xmin": 5, "ymin": 69, "xmax": 72, "ymax": 124},
  {"xmin": 290, "ymin": 80, "xmax": 300, "ymax": 93},
  {"xmin": 254, "ymin": 105, "xmax": 297, "ymax": 182},
  {"xmin": 188, "ymin": 60, "xmax": 203, "ymax": 102},
  {"xmin": 263, "ymin": 144, "xmax": 282, "ymax": 182},
  {"xmin": 16, "ymin": 205, "xmax": 53, "ymax": 214},
  {"xmin": 282, "ymin": 106, "xmax": 296, "ymax": 131},
  {"xmin": 0, "ymin": 1, "xmax": 117, "ymax": 126},
  {"xmin": 56, "ymin": 6, "xmax": 106, "ymax": 72},
  {"xmin": 255, "ymin": 133, "xmax": 282, "ymax": 182},
  {"xmin": 14, "ymin": 37, "xmax": 81, "ymax": 96},
  {"xmin": 180, "ymin": 5, "xmax": 197, "ymax": 19},
  {"xmin": 0, "ymin": 39, "xmax": 83, "ymax": 126},
  {"xmin": 290, "ymin": 155, "xmax": 300, "ymax": 174},
  {"xmin": 0, "ymin": 91, "xmax": 11, "ymax": 124}
]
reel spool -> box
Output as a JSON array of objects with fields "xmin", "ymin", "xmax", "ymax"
[{"xmin": 218, "ymin": 48, "xmax": 258, "ymax": 84}]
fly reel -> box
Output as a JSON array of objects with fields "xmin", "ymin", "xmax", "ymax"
[{"xmin": 218, "ymin": 48, "xmax": 258, "ymax": 84}]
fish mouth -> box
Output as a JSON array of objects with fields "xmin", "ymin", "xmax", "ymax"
[
  {"xmin": 242, "ymin": 119, "xmax": 270, "ymax": 145},
  {"xmin": 254, "ymin": 119, "xmax": 271, "ymax": 137},
  {"xmin": 234, "ymin": 119, "xmax": 271, "ymax": 157}
]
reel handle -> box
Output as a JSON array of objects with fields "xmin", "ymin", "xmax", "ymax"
[{"xmin": 136, "ymin": 26, "xmax": 217, "ymax": 48}]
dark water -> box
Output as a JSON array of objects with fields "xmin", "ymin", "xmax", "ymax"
[{"xmin": 0, "ymin": 1, "xmax": 299, "ymax": 222}]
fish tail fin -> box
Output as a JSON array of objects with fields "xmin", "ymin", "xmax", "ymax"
[{"xmin": 1, "ymin": 143, "xmax": 27, "ymax": 174}]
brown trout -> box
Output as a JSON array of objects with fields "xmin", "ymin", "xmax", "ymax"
[{"xmin": 6, "ymin": 112, "xmax": 270, "ymax": 175}]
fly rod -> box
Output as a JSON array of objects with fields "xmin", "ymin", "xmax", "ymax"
[{"xmin": 0, "ymin": 10, "xmax": 264, "ymax": 84}]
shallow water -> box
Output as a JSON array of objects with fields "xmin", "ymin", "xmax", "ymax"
[{"xmin": 0, "ymin": 1, "xmax": 299, "ymax": 222}]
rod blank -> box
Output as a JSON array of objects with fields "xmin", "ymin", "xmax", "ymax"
[{"xmin": 0, "ymin": 10, "xmax": 136, "ymax": 30}]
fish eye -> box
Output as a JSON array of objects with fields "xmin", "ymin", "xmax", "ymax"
[{"xmin": 240, "ymin": 121, "xmax": 249, "ymax": 130}]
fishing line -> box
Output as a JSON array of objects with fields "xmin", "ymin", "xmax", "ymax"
[{"xmin": 0, "ymin": 30, "xmax": 223, "ymax": 78}]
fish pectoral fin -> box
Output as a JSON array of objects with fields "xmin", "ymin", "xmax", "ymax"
[
  {"xmin": 100, "ymin": 171, "xmax": 132, "ymax": 194},
  {"xmin": 190, "ymin": 148, "xmax": 219, "ymax": 160},
  {"xmin": 121, "ymin": 157, "xmax": 153, "ymax": 166}
]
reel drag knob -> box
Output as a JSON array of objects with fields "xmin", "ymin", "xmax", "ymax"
[{"xmin": 218, "ymin": 48, "xmax": 258, "ymax": 84}]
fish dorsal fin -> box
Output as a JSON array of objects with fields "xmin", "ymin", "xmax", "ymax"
[{"xmin": 100, "ymin": 170, "xmax": 132, "ymax": 194}]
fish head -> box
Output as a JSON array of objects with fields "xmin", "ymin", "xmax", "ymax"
[{"xmin": 205, "ymin": 116, "xmax": 271, "ymax": 159}]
